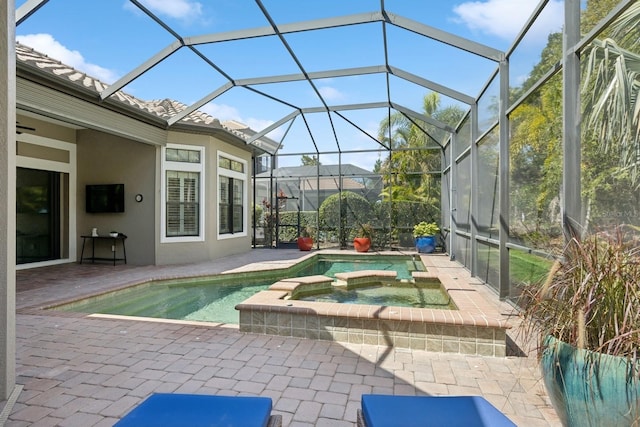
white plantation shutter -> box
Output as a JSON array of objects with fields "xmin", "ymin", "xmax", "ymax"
[
  {"xmin": 166, "ymin": 171, "xmax": 199, "ymax": 236},
  {"xmin": 183, "ymin": 176, "xmax": 198, "ymax": 235},
  {"xmin": 166, "ymin": 175, "xmax": 181, "ymax": 235},
  {"xmin": 233, "ymin": 178, "xmax": 243, "ymax": 232}
]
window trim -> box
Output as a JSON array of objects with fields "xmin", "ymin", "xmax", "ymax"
[
  {"xmin": 161, "ymin": 144, "xmax": 205, "ymax": 243},
  {"xmin": 217, "ymin": 150, "xmax": 248, "ymax": 240}
]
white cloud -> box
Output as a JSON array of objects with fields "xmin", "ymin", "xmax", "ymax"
[
  {"xmin": 358, "ymin": 152, "xmax": 382, "ymax": 171},
  {"xmin": 245, "ymin": 118, "xmax": 274, "ymax": 133},
  {"xmin": 134, "ymin": 0, "xmax": 203, "ymax": 21},
  {"xmin": 16, "ymin": 33, "xmax": 119, "ymax": 83},
  {"xmin": 243, "ymin": 117, "xmax": 285, "ymax": 142},
  {"xmin": 201, "ymin": 103, "xmax": 240, "ymax": 121},
  {"xmin": 453, "ymin": 0, "xmax": 563, "ymax": 41},
  {"xmin": 318, "ymin": 86, "xmax": 344, "ymax": 101}
]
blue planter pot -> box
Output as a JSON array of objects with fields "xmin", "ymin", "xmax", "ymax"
[
  {"xmin": 415, "ymin": 236, "xmax": 436, "ymax": 253},
  {"xmin": 541, "ymin": 335, "xmax": 640, "ymax": 426}
]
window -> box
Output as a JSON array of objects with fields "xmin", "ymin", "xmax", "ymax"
[
  {"xmin": 166, "ymin": 148, "xmax": 201, "ymax": 163},
  {"xmin": 162, "ymin": 144, "xmax": 204, "ymax": 242},
  {"xmin": 218, "ymin": 152, "xmax": 247, "ymax": 238},
  {"xmin": 166, "ymin": 171, "xmax": 199, "ymax": 236}
]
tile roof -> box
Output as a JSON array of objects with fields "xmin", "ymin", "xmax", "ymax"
[{"xmin": 15, "ymin": 42, "xmax": 277, "ymax": 149}]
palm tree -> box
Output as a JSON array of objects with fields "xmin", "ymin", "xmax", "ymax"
[
  {"xmin": 582, "ymin": 2, "xmax": 640, "ymax": 188},
  {"xmin": 377, "ymin": 93, "xmax": 465, "ymax": 234}
]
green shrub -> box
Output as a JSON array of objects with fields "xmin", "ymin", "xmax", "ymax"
[
  {"xmin": 413, "ymin": 221, "xmax": 439, "ymax": 237},
  {"xmin": 261, "ymin": 211, "xmax": 317, "ymax": 244},
  {"xmin": 319, "ymin": 191, "xmax": 373, "ymax": 248}
]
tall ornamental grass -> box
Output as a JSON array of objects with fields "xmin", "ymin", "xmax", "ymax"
[{"xmin": 520, "ymin": 228, "xmax": 640, "ymax": 358}]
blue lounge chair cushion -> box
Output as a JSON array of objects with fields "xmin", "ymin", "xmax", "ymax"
[
  {"xmin": 114, "ymin": 393, "xmax": 273, "ymax": 427},
  {"xmin": 361, "ymin": 394, "xmax": 516, "ymax": 427}
]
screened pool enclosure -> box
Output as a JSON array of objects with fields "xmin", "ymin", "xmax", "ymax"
[{"xmin": 11, "ymin": 0, "xmax": 640, "ymax": 304}]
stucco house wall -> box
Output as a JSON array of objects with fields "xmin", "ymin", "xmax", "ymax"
[
  {"xmin": 16, "ymin": 42, "xmax": 262, "ymax": 268},
  {"xmin": 76, "ymin": 129, "xmax": 156, "ymax": 265},
  {"xmin": 154, "ymin": 132, "xmax": 253, "ymax": 265}
]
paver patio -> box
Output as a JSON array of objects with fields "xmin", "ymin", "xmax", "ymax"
[{"xmin": 2, "ymin": 249, "xmax": 561, "ymax": 426}]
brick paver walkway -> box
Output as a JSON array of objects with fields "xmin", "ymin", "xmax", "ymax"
[{"xmin": 3, "ymin": 250, "xmax": 561, "ymax": 426}]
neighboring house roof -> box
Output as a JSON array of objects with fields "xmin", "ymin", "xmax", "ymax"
[
  {"xmin": 258, "ymin": 164, "xmax": 373, "ymax": 178},
  {"xmin": 258, "ymin": 164, "xmax": 378, "ymax": 191},
  {"xmin": 15, "ymin": 42, "xmax": 278, "ymax": 152},
  {"xmin": 299, "ymin": 176, "xmax": 366, "ymax": 191}
]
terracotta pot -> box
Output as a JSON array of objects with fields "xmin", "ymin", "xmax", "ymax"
[
  {"xmin": 353, "ymin": 237, "xmax": 371, "ymax": 252},
  {"xmin": 297, "ymin": 237, "xmax": 314, "ymax": 251}
]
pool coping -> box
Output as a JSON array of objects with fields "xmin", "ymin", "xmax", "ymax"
[{"xmin": 237, "ymin": 266, "xmax": 509, "ymax": 329}]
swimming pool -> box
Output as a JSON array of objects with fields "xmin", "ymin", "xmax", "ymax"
[{"xmin": 54, "ymin": 254, "xmax": 425, "ymax": 324}]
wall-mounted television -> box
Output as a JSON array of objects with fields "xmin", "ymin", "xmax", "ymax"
[{"xmin": 86, "ymin": 184, "xmax": 124, "ymax": 213}]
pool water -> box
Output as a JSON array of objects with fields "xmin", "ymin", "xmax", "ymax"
[
  {"xmin": 55, "ymin": 255, "xmax": 426, "ymax": 324},
  {"xmin": 297, "ymin": 258, "xmax": 420, "ymax": 280},
  {"xmin": 74, "ymin": 281, "xmax": 271, "ymax": 323},
  {"xmin": 296, "ymin": 283, "xmax": 454, "ymax": 309},
  {"xmin": 60, "ymin": 281, "xmax": 271, "ymax": 324}
]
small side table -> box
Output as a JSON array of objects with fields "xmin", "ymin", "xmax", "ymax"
[{"xmin": 80, "ymin": 235, "xmax": 127, "ymax": 265}]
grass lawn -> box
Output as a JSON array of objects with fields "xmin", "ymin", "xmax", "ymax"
[
  {"xmin": 476, "ymin": 247, "xmax": 553, "ymax": 296},
  {"xmin": 509, "ymin": 250, "xmax": 553, "ymax": 285}
]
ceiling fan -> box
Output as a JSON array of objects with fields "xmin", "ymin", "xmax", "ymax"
[{"xmin": 16, "ymin": 122, "xmax": 35, "ymax": 134}]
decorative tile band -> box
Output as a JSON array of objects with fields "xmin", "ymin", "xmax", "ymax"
[{"xmin": 238, "ymin": 308, "xmax": 506, "ymax": 357}]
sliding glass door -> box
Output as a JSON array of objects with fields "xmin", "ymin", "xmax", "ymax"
[{"xmin": 16, "ymin": 167, "xmax": 62, "ymax": 264}]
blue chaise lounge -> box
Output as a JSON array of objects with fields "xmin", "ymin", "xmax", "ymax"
[
  {"xmin": 357, "ymin": 394, "xmax": 516, "ymax": 427},
  {"xmin": 114, "ymin": 393, "xmax": 282, "ymax": 427}
]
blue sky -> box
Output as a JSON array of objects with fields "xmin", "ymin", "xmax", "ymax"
[{"xmin": 15, "ymin": 0, "xmax": 564, "ymax": 170}]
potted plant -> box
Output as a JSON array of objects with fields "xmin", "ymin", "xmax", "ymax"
[
  {"xmin": 519, "ymin": 228, "xmax": 640, "ymax": 426},
  {"xmin": 412, "ymin": 221, "xmax": 439, "ymax": 253},
  {"xmin": 353, "ymin": 223, "xmax": 373, "ymax": 252},
  {"xmin": 297, "ymin": 226, "xmax": 314, "ymax": 251}
]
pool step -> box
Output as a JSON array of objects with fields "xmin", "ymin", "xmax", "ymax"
[
  {"xmin": 406, "ymin": 260, "xmax": 426, "ymax": 272},
  {"xmin": 269, "ymin": 275, "xmax": 334, "ymax": 299},
  {"xmin": 334, "ymin": 270, "xmax": 398, "ymax": 289}
]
